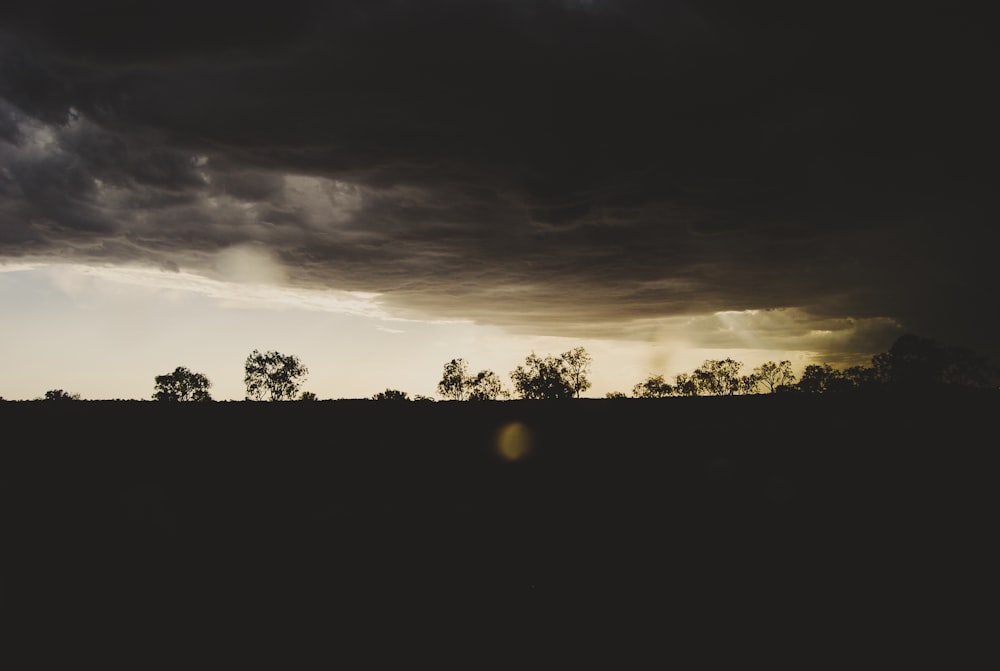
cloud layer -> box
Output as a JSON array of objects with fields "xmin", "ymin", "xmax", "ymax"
[{"xmin": 2, "ymin": 1, "xmax": 997, "ymax": 364}]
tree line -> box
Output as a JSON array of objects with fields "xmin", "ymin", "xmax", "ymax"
[
  {"xmin": 619, "ymin": 333, "xmax": 999, "ymax": 398},
  {"xmin": 10, "ymin": 334, "xmax": 997, "ymax": 403}
]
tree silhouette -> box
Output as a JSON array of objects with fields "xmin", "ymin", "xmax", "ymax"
[
  {"xmin": 299, "ymin": 391, "xmax": 319, "ymax": 401},
  {"xmin": 751, "ymin": 360, "xmax": 796, "ymax": 394},
  {"xmin": 153, "ymin": 366, "xmax": 212, "ymax": 402},
  {"xmin": 438, "ymin": 358, "xmax": 507, "ymax": 400},
  {"xmin": 796, "ymin": 364, "xmax": 838, "ymax": 393},
  {"xmin": 42, "ymin": 389, "xmax": 81, "ymax": 401},
  {"xmin": 796, "ymin": 363, "xmax": 875, "ymax": 393},
  {"xmin": 671, "ymin": 373, "xmax": 698, "ymax": 396},
  {"xmin": 510, "ymin": 352, "xmax": 575, "ymax": 399},
  {"xmin": 940, "ymin": 345, "xmax": 1000, "ymax": 388},
  {"xmin": 871, "ymin": 333, "xmax": 948, "ymax": 390},
  {"xmin": 561, "ymin": 346, "xmax": 593, "ymax": 398},
  {"xmin": 788, "ymin": 334, "xmax": 1000, "ymax": 394},
  {"xmin": 468, "ymin": 369, "xmax": 506, "ymax": 400},
  {"xmin": 244, "ymin": 350, "xmax": 308, "ymax": 401},
  {"xmin": 840, "ymin": 365, "xmax": 880, "ymax": 392},
  {"xmin": 437, "ymin": 358, "xmax": 470, "ymax": 400},
  {"xmin": 632, "ymin": 374, "xmax": 672, "ymax": 398},
  {"xmin": 868, "ymin": 333, "xmax": 1000, "ymax": 390},
  {"xmin": 373, "ymin": 389, "xmax": 410, "ymax": 401},
  {"xmin": 692, "ymin": 358, "xmax": 744, "ymax": 396}
]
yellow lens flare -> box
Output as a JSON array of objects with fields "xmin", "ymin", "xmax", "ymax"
[{"xmin": 494, "ymin": 421, "xmax": 535, "ymax": 462}]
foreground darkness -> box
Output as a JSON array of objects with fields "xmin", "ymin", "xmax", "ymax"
[{"xmin": 1, "ymin": 394, "xmax": 995, "ymax": 664}]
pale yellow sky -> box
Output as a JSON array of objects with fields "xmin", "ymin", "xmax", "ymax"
[{"xmin": 0, "ymin": 262, "xmax": 846, "ymax": 401}]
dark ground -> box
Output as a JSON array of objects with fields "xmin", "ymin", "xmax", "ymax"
[{"xmin": 1, "ymin": 393, "xmax": 996, "ymax": 667}]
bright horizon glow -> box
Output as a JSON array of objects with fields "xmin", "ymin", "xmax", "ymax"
[
  {"xmin": 1, "ymin": 261, "xmax": 844, "ymax": 401},
  {"xmin": 1, "ymin": 2, "xmax": 993, "ymax": 404}
]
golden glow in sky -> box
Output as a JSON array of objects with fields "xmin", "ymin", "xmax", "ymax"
[{"xmin": 0, "ymin": 262, "xmax": 845, "ymax": 401}]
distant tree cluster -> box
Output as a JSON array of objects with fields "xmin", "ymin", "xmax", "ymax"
[
  {"xmin": 434, "ymin": 347, "xmax": 594, "ymax": 401},
  {"xmin": 437, "ymin": 358, "xmax": 509, "ymax": 401},
  {"xmin": 621, "ymin": 358, "xmax": 787, "ymax": 398},
  {"xmin": 509, "ymin": 348, "xmax": 591, "ymax": 399},
  {"xmin": 41, "ymin": 389, "xmax": 81, "ymax": 402},
  {"xmin": 372, "ymin": 389, "xmax": 410, "ymax": 402},
  {"xmin": 146, "ymin": 349, "xmax": 310, "ymax": 403},
  {"xmin": 609, "ymin": 334, "xmax": 1000, "ymax": 398},
  {"xmin": 795, "ymin": 333, "xmax": 999, "ymax": 393}
]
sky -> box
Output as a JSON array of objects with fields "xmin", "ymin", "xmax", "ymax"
[{"xmin": 1, "ymin": 1, "xmax": 997, "ymax": 400}]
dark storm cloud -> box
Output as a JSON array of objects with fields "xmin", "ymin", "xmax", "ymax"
[{"xmin": 1, "ymin": 1, "xmax": 998, "ymax": 363}]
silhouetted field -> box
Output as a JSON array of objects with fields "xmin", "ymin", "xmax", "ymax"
[{"xmin": 1, "ymin": 393, "xmax": 995, "ymax": 665}]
